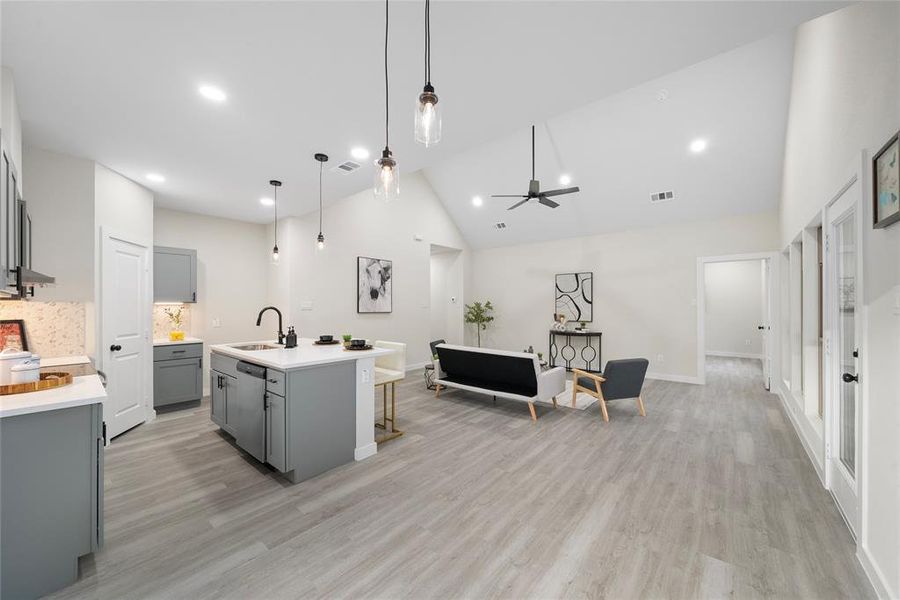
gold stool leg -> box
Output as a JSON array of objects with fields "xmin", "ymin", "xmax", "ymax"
[{"xmin": 376, "ymin": 381, "xmax": 404, "ymax": 444}]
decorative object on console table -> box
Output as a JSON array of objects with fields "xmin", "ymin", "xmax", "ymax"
[
  {"xmin": 163, "ymin": 306, "xmax": 185, "ymax": 341},
  {"xmin": 873, "ymin": 130, "xmax": 899, "ymax": 229},
  {"xmin": 551, "ymin": 313, "xmax": 567, "ymax": 331},
  {"xmin": 357, "ymin": 257, "xmax": 392, "ymax": 313},
  {"xmin": 548, "ymin": 328, "xmax": 602, "ymax": 373},
  {"xmin": 0, "ymin": 320, "xmax": 28, "ymax": 351},
  {"xmin": 464, "ymin": 300, "xmax": 494, "ymax": 347},
  {"xmin": 555, "ymin": 272, "xmax": 592, "ymax": 322}
]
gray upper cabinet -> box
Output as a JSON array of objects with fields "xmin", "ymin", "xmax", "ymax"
[{"xmin": 154, "ymin": 246, "xmax": 197, "ymax": 303}]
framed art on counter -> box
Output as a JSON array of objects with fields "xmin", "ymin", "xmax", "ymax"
[{"xmin": 0, "ymin": 319, "xmax": 29, "ymax": 351}]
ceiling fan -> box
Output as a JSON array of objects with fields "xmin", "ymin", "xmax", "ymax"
[{"xmin": 492, "ymin": 125, "xmax": 580, "ymax": 210}]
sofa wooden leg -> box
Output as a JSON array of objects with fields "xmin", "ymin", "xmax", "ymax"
[
  {"xmin": 435, "ymin": 383, "xmax": 441, "ymax": 398},
  {"xmin": 528, "ymin": 402, "xmax": 537, "ymax": 421},
  {"xmin": 552, "ymin": 395, "xmax": 558, "ymax": 408},
  {"xmin": 571, "ymin": 378, "xmax": 578, "ymax": 408},
  {"xmin": 637, "ymin": 395, "xmax": 646, "ymax": 417}
]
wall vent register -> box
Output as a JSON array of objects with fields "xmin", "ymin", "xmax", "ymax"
[{"xmin": 650, "ymin": 190, "xmax": 675, "ymax": 203}]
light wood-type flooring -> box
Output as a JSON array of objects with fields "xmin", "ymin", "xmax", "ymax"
[{"xmin": 50, "ymin": 357, "xmax": 874, "ymax": 599}]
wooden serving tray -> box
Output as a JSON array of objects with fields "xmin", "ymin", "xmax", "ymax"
[{"xmin": 0, "ymin": 372, "xmax": 74, "ymax": 396}]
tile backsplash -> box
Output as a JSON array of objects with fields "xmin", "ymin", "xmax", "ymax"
[
  {"xmin": 0, "ymin": 301, "xmax": 86, "ymax": 357},
  {"xmin": 153, "ymin": 304, "xmax": 192, "ymax": 339}
]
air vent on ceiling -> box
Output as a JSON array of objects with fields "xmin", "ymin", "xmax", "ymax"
[
  {"xmin": 494, "ymin": 222, "xmax": 507, "ymax": 230},
  {"xmin": 332, "ymin": 160, "xmax": 361, "ymax": 175},
  {"xmin": 650, "ymin": 190, "xmax": 675, "ymax": 203}
]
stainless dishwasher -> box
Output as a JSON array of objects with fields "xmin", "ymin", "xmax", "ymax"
[{"xmin": 235, "ymin": 361, "xmax": 267, "ymax": 462}]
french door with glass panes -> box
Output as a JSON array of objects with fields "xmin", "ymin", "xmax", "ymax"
[{"xmin": 824, "ymin": 175, "xmax": 862, "ymax": 536}]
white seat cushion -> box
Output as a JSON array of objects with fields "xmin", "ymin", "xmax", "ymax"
[{"xmin": 374, "ymin": 367, "xmax": 404, "ymax": 386}]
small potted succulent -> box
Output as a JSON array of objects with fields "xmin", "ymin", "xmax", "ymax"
[
  {"xmin": 342, "ymin": 334, "xmax": 353, "ymax": 348},
  {"xmin": 164, "ymin": 306, "xmax": 185, "ymax": 341}
]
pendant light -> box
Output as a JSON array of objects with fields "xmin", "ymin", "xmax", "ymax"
[
  {"xmin": 375, "ymin": 0, "xmax": 399, "ymax": 201},
  {"xmin": 314, "ymin": 153, "xmax": 328, "ymax": 250},
  {"xmin": 415, "ymin": 0, "xmax": 441, "ymax": 146},
  {"xmin": 269, "ymin": 179, "xmax": 281, "ymax": 262}
]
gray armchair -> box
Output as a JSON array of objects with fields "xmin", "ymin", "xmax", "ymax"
[{"xmin": 572, "ymin": 358, "xmax": 649, "ymax": 422}]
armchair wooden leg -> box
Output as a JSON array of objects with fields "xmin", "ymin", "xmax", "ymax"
[
  {"xmin": 637, "ymin": 395, "xmax": 646, "ymax": 417},
  {"xmin": 528, "ymin": 402, "xmax": 537, "ymax": 421},
  {"xmin": 597, "ymin": 391, "xmax": 609, "ymax": 422},
  {"xmin": 552, "ymin": 395, "xmax": 558, "ymax": 408},
  {"xmin": 571, "ymin": 377, "xmax": 578, "ymax": 408}
]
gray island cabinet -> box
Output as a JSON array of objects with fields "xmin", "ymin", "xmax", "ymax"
[
  {"xmin": 209, "ymin": 339, "xmax": 393, "ymax": 484},
  {"xmin": 0, "ymin": 374, "xmax": 106, "ymax": 600}
]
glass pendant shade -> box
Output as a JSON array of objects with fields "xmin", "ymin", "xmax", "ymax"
[
  {"xmin": 415, "ymin": 85, "xmax": 441, "ymax": 146},
  {"xmin": 374, "ymin": 149, "xmax": 399, "ymax": 201},
  {"xmin": 316, "ymin": 232, "xmax": 325, "ymax": 251},
  {"xmin": 272, "ymin": 244, "xmax": 279, "ymax": 262}
]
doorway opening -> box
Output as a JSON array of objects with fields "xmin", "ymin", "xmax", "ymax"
[
  {"xmin": 429, "ymin": 244, "xmax": 463, "ymax": 347},
  {"xmin": 697, "ymin": 253, "xmax": 776, "ymax": 389}
]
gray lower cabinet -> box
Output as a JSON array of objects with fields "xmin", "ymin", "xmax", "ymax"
[
  {"xmin": 265, "ymin": 391, "xmax": 287, "ymax": 472},
  {"xmin": 211, "ymin": 369, "xmax": 237, "ymax": 436},
  {"xmin": 0, "ymin": 403, "xmax": 103, "ymax": 600},
  {"xmin": 153, "ymin": 343, "xmax": 202, "ymax": 408},
  {"xmin": 153, "ymin": 245, "xmax": 197, "ymax": 303}
]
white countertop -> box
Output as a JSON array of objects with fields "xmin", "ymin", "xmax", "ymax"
[
  {"xmin": 154, "ymin": 337, "xmax": 204, "ymax": 346},
  {"xmin": 1, "ymin": 355, "xmax": 106, "ymax": 418},
  {"xmin": 209, "ymin": 338, "xmax": 394, "ymax": 370}
]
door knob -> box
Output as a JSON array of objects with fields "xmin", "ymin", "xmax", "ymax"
[
  {"xmin": 110, "ymin": 344, "xmax": 122, "ymax": 352},
  {"xmin": 842, "ymin": 372, "xmax": 858, "ymax": 383}
]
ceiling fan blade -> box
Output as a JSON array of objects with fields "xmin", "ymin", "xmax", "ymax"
[
  {"xmin": 491, "ymin": 194, "xmax": 528, "ymax": 198},
  {"xmin": 540, "ymin": 186, "xmax": 580, "ymax": 197},
  {"xmin": 538, "ymin": 196, "xmax": 560, "ymax": 208},
  {"xmin": 507, "ymin": 198, "xmax": 530, "ymax": 210}
]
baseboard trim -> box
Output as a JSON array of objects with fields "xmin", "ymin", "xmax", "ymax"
[
  {"xmin": 354, "ymin": 442, "xmax": 377, "ymax": 461},
  {"xmin": 706, "ymin": 351, "xmax": 763, "ymax": 360},
  {"xmin": 645, "ymin": 372, "xmax": 703, "ymax": 385},
  {"xmin": 775, "ymin": 384, "xmax": 825, "ymax": 485},
  {"xmin": 858, "ymin": 544, "xmax": 894, "ymax": 600},
  {"xmin": 406, "ymin": 361, "xmax": 430, "ymax": 372}
]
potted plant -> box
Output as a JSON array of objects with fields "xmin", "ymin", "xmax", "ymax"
[
  {"xmin": 164, "ymin": 306, "xmax": 185, "ymax": 341},
  {"xmin": 342, "ymin": 334, "xmax": 353, "ymax": 348},
  {"xmin": 464, "ymin": 300, "xmax": 495, "ymax": 347}
]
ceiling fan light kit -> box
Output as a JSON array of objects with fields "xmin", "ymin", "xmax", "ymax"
[{"xmin": 491, "ymin": 125, "xmax": 580, "ymax": 210}]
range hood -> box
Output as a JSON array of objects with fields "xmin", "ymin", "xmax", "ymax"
[{"xmin": 5, "ymin": 267, "xmax": 55, "ymax": 299}]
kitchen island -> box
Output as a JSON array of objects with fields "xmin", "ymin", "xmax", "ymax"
[{"xmin": 209, "ymin": 338, "xmax": 393, "ymax": 483}]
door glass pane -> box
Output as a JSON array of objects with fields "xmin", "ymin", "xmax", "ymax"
[{"xmin": 835, "ymin": 214, "xmax": 856, "ymax": 476}]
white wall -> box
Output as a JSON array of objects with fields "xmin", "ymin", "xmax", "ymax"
[
  {"xmin": 22, "ymin": 146, "xmax": 95, "ymax": 301},
  {"xmin": 469, "ymin": 212, "xmax": 779, "ymax": 382},
  {"xmin": 778, "ymin": 3, "xmax": 900, "ymax": 597},
  {"xmin": 267, "ymin": 171, "xmax": 470, "ymax": 368},
  {"xmin": 154, "ymin": 207, "xmax": 269, "ymax": 391},
  {"xmin": 704, "ymin": 260, "xmax": 764, "ymax": 358}
]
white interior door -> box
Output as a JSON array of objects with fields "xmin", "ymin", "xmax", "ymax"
[
  {"xmin": 101, "ymin": 232, "xmax": 150, "ymax": 439},
  {"xmin": 760, "ymin": 259, "xmax": 771, "ymax": 391},
  {"xmin": 824, "ymin": 179, "xmax": 861, "ymax": 536}
]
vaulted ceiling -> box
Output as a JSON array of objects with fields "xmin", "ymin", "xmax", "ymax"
[{"xmin": 2, "ymin": 1, "xmax": 845, "ymax": 246}]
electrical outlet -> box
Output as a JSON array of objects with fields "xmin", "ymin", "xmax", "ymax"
[
  {"xmin": 300, "ymin": 301, "xmax": 313, "ymax": 311},
  {"xmin": 656, "ymin": 354, "xmax": 664, "ymax": 363},
  {"xmin": 745, "ymin": 339, "xmax": 751, "ymax": 346},
  {"xmin": 212, "ymin": 318, "xmax": 221, "ymax": 328},
  {"xmin": 361, "ymin": 369, "xmax": 369, "ymax": 383}
]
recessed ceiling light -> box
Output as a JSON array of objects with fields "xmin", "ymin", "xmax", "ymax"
[
  {"xmin": 146, "ymin": 173, "xmax": 165, "ymax": 183},
  {"xmin": 689, "ymin": 138, "xmax": 708, "ymax": 153},
  {"xmin": 351, "ymin": 147, "xmax": 370, "ymax": 161},
  {"xmin": 472, "ymin": 195, "xmax": 483, "ymax": 207},
  {"xmin": 198, "ymin": 84, "xmax": 227, "ymax": 103},
  {"xmin": 559, "ymin": 174, "xmax": 572, "ymax": 186},
  {"xmin": 259, "ymin": 197, "xmax": 274, "ymax": 206}
]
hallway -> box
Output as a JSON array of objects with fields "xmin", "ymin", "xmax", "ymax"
[{"xmin": 52, "ymin": 357, "xmax": 874, "ymax": 599}]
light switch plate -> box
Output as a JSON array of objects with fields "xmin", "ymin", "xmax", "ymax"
[{"xmin": 212, "ymin": 318, "xmax": 221, "ymax": 328}]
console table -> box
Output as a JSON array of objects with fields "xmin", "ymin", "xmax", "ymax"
[{"xmin": 548, "ymin": 330, "xmax": 602, "ymax": 373}]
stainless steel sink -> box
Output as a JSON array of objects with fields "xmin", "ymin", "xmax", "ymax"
[{"xmin": 230, "ymin": 343, "xmax": 280, "ymax": 351}]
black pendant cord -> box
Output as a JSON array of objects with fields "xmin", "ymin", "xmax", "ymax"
[
  {"xmin": 384, "ymin": 0, "xmax": 390, "ymax": 149},
  {"xmin": 318, "ymin": 160, "xmax": 324, "ymax": 234},
  {"xmin": 424, "ymin": 0, "xmax": 431, "ymax": 85}
]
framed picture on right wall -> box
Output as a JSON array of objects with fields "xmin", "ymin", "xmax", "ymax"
[{"xmin": 873, "ymin": 130, "xmax": 899, "ymax": 229}]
